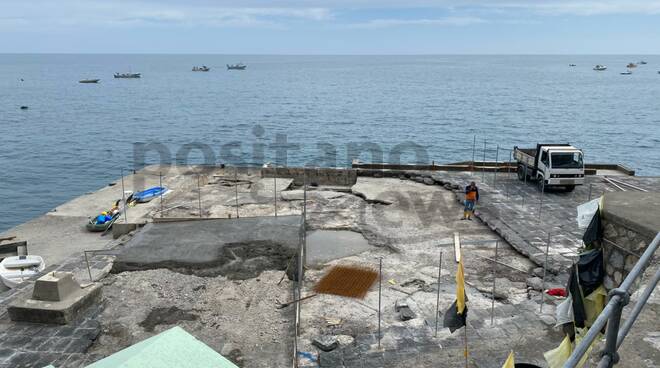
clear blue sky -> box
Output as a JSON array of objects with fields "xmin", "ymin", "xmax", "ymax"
[{"xmin": 2, "ymin": 0, "xmax": 660, "ymax": 54}]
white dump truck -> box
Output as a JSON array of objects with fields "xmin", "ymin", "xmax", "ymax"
[{"xmin": 513, "ymin": 144, "xmax": 585, "ymax": 191}]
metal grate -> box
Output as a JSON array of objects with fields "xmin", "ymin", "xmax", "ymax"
[{"xmin": 314, "ymin": 265, "xmax": 378, "ymax": 299}]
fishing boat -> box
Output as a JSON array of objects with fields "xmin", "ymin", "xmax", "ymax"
[
  {"xmin": 227, "ymin": 63, "xmax": 247, "ymax": 70},
  {"xmin": 192, "ymin": 66, "xmax": 210, "ymax": 72},
  {"xmin": 626, "ymin": 63, "xmax": 637, "ymax": 68},
  {"xmin": 593, "ymin": 65, "xmax": 607, "ymax": 71},
  {"xmin": 620, "ymin": 70, "xmax": 632, "ymax": 75},
  {"xmin": 639, "ymin": 61, "xmax": 647, "ymax": 65},
  {"xmin": 114, "ymin": 72, "xmax": 141, "ymax": 78},
  {"xmin": 569, "ymin": 64, "xmax": 577, "ymax": 67},
  {"xmin": 79, "ymin": 79, "xmax": 100, "ymax": 83},
  {"xmin": 86, "ymin": 213, "xmax": 119, "ymax": 232},
  {"xmin": 132, "ymin": 186, "xmax": 167, "ymax": 203},
  {"xmin": 0, "ymin": 255, "xmax": 46, "ymax": 288}
]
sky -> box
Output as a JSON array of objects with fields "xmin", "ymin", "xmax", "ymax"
[{"xmin": 1, "ymin": 0, "xmax": 660, "ymax": 54}]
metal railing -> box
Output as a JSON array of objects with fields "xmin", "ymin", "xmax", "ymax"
[{"xmin": 565, "ymin": 232, "xmax": 660, "ymax": 368}]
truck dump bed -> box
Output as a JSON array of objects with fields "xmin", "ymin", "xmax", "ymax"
[{"xmin": 517, "ymin": 148, "xmax": 536, "ymax": 157}]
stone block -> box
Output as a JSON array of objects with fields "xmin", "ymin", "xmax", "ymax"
[
  {"xmin": 313, "ymin": 336, "xmax": 339, "ymax": 352},
  {"xmin": 8, "ymin": 281, "xmax": 102, "ymax": 324},
  {"xmin": 398, "ymin": 306, "xmax": 416, "ymax": 321},
  {"xmin": 33, "ymin": 272, "xmax": 80, "ymax": 302}
]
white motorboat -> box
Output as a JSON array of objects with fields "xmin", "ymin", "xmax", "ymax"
[
  {"xmin": 0, "ymin": 255, "xmax": 46, "ymax": 288},
  {"xmin": 593, "ymin": 65, "xmax": 607, "ymax": 71},
  {"xmin": 620, "ymin": 70, "xmax": 632, "ymax": 75}
]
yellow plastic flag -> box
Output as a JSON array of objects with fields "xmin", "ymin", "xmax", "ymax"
[
  {"xmin": 501, "ymin": 351, "xmax": 515, "ymax": 368},
  {"xmin": 544, "ymin": 335, "xmax": 572, "ymax": 368},
  {"xmin": 456, "ymin": 257, "xmax": 465, "ymax": 315}
]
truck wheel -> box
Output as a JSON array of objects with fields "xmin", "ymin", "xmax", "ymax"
[
  {"xmin": 565, "ymin": 185, "xmax": 575, "ymax": 192},
  {"xmin": 517, "ymin": 165, "xmax": 526, "ymax": 181},
  {"xmin": 537, "ymin": 178, "xmax": 545, "ymax": 192}
]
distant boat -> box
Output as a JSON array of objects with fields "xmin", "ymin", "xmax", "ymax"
[
  {"xmin": 626, "ymin": 63, "xmax": 637, "ymax": 68},
  {"xmin": 593, "ymin": 65, "xmax": 607, "ymax": 71},
  {"xmin": 569, "ymin": 64, "xmax": 577, "ymax": 67},
  {"xmin": 79, "ymin": 79, "xmax": 100, "ymax": 83},
  {"xmin": 0, "ymin": 255, "xmax": 45, "ymax": 288},
  {"xmin": 192, "ymin": 66, "xmax": 210, "ymax": 72},
  {"xmin": 227, "ymin": 63, "xmax": 246, "ymax": 70},
  {"xmin": 20, "ymin": 106, "xmax": 28, "ymax": 110},
  {"xmin": 114, "ymin": 72, "xmax": 141, "ymax": 78},
  {"xmin": 620, "ymin": 70, "xmax": 632, "ymax": 75},
  {"xmin": 639, "ymin": 61, "xmax": 647, "ymax": 65}
]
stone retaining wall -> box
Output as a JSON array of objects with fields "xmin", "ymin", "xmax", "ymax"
[{"xmin": 602, "ymin": 218, "xmax": 656, "ymax": 291}]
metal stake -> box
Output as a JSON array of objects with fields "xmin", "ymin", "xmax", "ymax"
[
  {"xmin": 588, "ymin": 183, "xmax": 593, "ymax": 201},
  {"xmin": 121, "ymin": 168, "xmax": 128, "ymax": 222},
  {"xmin": 84, "ymin": 251, "xmax": 92, "ymax": 282},
  {"xmin": 490, "ymin": 240, "xmax": 499, "ymax": 325},
  {"xmin": 378, "ymin": 257, "xmax": 382, "ymax": 350},
  {"xmin": 234, "ymin": 169, "xmax": 239, "ymax": 218},
  {"xmin": 274, "ymin": 165, "xmax": 278, "ymax": 217},
  {"xmin": 539, "ymin": 178, "xmax": 545, "ymax": 221},
  {"xmin": 494, "ymin": 144, "xmax": 499, "ymax": 186},
  {"xmin": 159, "ymin": 171, "xmax": 163, "ymax": 218},
  {"xmin": 197, "ymin": 173, "xmax": 202, "ymax": 218},
  {"xmin": 482, "ymin": 139, "xmax": 486, "ymax": 182},
  {"xmin": 434, "ymin": 250, "xmax": 443, "ymax": 337},
  {"xmin": 472, "ymin": 135, "xmax": 476, "ymax": 172},
  {"xmin": 540, "ymin": 233, "xmax": 550, "ymax": 313},
  {"xmin": 506, "ymin": 150, "xmax": 512, "ymax": 198}
]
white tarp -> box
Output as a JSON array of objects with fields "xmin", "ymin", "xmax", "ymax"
[{"xmin": 576, "ymin": 197, "xmax": 601, "ymax": 229}]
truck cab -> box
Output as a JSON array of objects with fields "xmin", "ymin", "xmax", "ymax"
[{"xmin": 514, "ymin": 144, "xmax": 585, "ymax": 191}]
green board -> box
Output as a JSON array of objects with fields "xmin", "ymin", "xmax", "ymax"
[{"xmin": 86, "ymin": 326, "xmax": 238, "ymax": 368}]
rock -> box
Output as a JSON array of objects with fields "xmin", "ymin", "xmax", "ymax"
[
  {"xmin": 451, "ymin": 184, "xmax": 460, "ymax": 190},
  {"xmin": 399, "ymin": 175, "xmax": 406, "ymax": 180},
  {"xmin": 374, "ymin": 172, "xmax": 383, "ymax": 178},
  {"xmin": 336, "ymin": 335, "xmax": 354, "ymax": 346},
  {"xmin": 423, "ymin": 178, "xmax": 435, "ymax": 185},
  {"xmin": 532, "ymin": 267, "xmax": 544, "ymax": 277},
  {"xmin": 608, "ymin": 250, "xmax": 624, "ymax": 269},
  {"xmin": 539, "ymin": 314, "xmax": 555, "ymax": 326},
  {"xmin": 412, "ymin": 176, "xmax": 424, "ymax": 183},
  {"xmin": 313, "ymin": 336, "xmax": 339, "ymax": 352},
  {"xmin": 398, "ymin": 306, "xmax": 416, "ymax": 321},
  {"xmin": 613, "ymin": 271, "xmax": 622, "ymax": 285},
  {"xmin": 395, "ymin": 299, "xmax": 408, "ymax": 312},
  {"xmin": 526, "ymin": 277, "xmax": 544, "ymax": 291},
  {"xmin": 603, "ymin": 275, "xmax": 615, "ymax": 290}
]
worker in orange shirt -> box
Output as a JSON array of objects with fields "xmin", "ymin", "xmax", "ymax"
[{"xmin": 462, "ymin": 181, "xmax": 479, "ymax": 220}]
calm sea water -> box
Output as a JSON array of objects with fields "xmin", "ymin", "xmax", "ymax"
[{"xmin": 1, "ymin": 54, "xmax": 659, "ymax": 232}]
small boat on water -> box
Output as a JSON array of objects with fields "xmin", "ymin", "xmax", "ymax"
[
  {"xmin": 132, "ymin": 186, "xmax": 168, "ymax": 203},
  {"xmin": 0, "ymin": 255, "xmax": 46, "ymax": 288},
  {"xmin": 227, "ymin": 63, "xmax": 247, "ymax": 70},
  {"xmin": 639, "ymin": 61, "xmax": 647, "ymax": 65},
  {"xmin": 626, "ymin": 63, "xmax": 637, "ymax": 68},
  {"xmin": 79, "ymin": 79, "xmax": 100, "ymax": 83},
  {"xmin": 569, "ymin": 64, "xmax": 577, "ymax": 67},
  {"xmin": 192, "ymin": 66, "xmax": 210, "ymax": 72},
  {"xmin": 114, "ymin": 72, "xmax": 141, "ymax": 78},
  {"xmin": 593, "ymin": 65, "xmax": 607, "ymax": 71},
  {"xmin": 620, "ymin": 70, "xmax": 632, "ymax": 75}
]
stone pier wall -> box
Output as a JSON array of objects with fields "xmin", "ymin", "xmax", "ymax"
[
  {"xmin": 261, "ymin": 167, "xmax": 357, "ymax": 186},
  {"xmin": 601, "ymin": 192, "xmax": 660, "ymax": 291}
]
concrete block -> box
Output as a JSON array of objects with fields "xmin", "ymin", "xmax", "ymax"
[
  {"xmin": 8, "ymin": 274, "xmax": 103, "ymax": 325},
  {"xmin": 33, "ymin": 272, "xmax": 80, "ymax": 302}
]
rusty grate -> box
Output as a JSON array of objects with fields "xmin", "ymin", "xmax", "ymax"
[{"xmin": 313, "ymin": 265, "xmax": 378, "ymax": 299}]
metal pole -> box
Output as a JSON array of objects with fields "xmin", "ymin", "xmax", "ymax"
[
  {"xmin": 234, "ymin": 168, "xmax": 239, "ymax": 218},
  {"xmin": 506, "ymin": 150, "xmax": 511, "ymax": 198},
  {"xmin": 274, "ymin": 166, "xmax": 278, "ymax": 217},
  {"xmin": 617, "ymin": 267, "xmax": 660, "ymax": 348},
  {"xmin": 482, "ymin": 139, "xmax": 486, "ymax": 182},
  {"xmin": 434, "ymin": 250, "xmax": 443, "ymax": 337},
  {"xmin": 197, "ymin": 173, "xmax": 202, "ymax": 218},
  {"xmin": 464, "ymin": 322, "xmax": 468, "ymax": 368},
  {"xmin": 540, "ymin": 233, "xmax": 550, "ymax": 313},
  {"xmin": 378, "ymin": 257, "xmax": 382, "ymax": 350},
  {"xmin": 538, "ymin": 178, "xmax": 545, "ymax": 221},
  {"xmin": 490, "ymin": 240, "xmax": 499, "ymax": 325},
  {"xmin": 84, "ymin": 251, "xmax": 92, "ymax": 282},
  {"xmin": 599, "ymin": 295, "xmax": 625, "ymax": 368},
  {"xmin": 588, "ymin": 183, "xmax": 593, "ymax": 201},
  {"xmin": 159, "ymin": 171, "xmax": 163, "ymax": 218},
  {"xmin": 472, "ymin": 135, "xmax": 476, "ymax": 173},
  {"xmin": 494, "ymin": 145, "xmax": 499, "ymax": 186},
  {"xmin": 121, "ymin": 168, "xmax": 128, "ymax": 222}
]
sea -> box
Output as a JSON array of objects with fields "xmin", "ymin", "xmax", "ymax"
[{"xmin": 1, "ymin": 54, "xmax": 659, "ymax": 232}]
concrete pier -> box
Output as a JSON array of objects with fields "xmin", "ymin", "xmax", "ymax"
[{"xmin": 0, "ymin": 164, "xmax": 657, "ymax": 367}]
